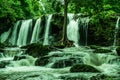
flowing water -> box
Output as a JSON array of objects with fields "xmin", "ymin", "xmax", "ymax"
[
  {"xmin": 0, "ymin": 47, "xmax": 120, "ymax": 80},
  {"xmin": 43, "ymin": 14, "xmax": 52, "ymax": 45},
  {"xmin": 17, "ymin": 19, "xmax": 33, "ymax": 46},
  {"xmin": 31, "ymin": 18, "xmax": 41, "ymax": 43},
  {"xmin": 113, "ymin": 17, "xmax": 120, "ymax": 46},
  {"xmin": 0, "ymin": 14, "xmax": 120, "ymax": 79}
]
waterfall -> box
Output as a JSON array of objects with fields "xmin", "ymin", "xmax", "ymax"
[
  {"xmin": 9, "ymin": 21, "xmax": 21, "ymax": 45},
  {"xmin": 43, "ymin": 14, "xmax": 52, "ymax": 45},
  {"xmin": 0, "ymin": 13, "xmax": 90, "ymax": 47},
  {"xmin": 67, "ymin": 13, "xmax": 90, "ymax": 46},
  {"xmin": 79, "ymin": 17, "xmax": 90, "ymax": 46},
  {"xmin": 113, "ymin": 17, "xmax": 120, "ymax": 46},
  {"xmin": 67, "ymin": 13, "xmax": 79, "ymax": 47},
  {"xmin": 17, "ymin": 19, "xmax": 32, "ymax": 46},
  {"xmin": 31, "ymin": 18, "xmax": 41, "ymax": 43}
]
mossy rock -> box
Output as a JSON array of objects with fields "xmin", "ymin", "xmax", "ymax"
[
  {"xmin": 21, "ymin": 43, "xmax": 51, "ymax": 57},
  {"xmin": 116, "ymin": 46, "xmax": 120, "ymax": 56},
  {"xmin": 70, "ymin": 64, "xmax": 100, "ymax": 72},
  {"xmin": 35, "ymin": 56, "xmax": 49, "ymax": 66},
  {"xmin": 93, "ymin": 49, "xmax": 112, "ymax": 53},
  {"xmin": 89, "ymin": 45, "xmax": 100, "ymax": 49},
  {"xmin": 0, "ymin": 43, "xmax": 5, "ymax": 52},
  {"xmin": 0, "ymin": 60, "xmax": 10, "ymax": 68}
]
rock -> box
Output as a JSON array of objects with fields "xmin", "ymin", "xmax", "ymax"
[
  {"xmin": 89, "ymin": 45, "xmax": 100, "ymax": 49},
  {"xmin": 21, "ymin": 43, "xmax": 51, "ymax": 57},
  {"xmin": 13, "ymin": 55, "xmax": 26, "ymax": 61},
  {"xmin": 35, "ymin": 56, "xmax": 49, "ymax": 66},
  {"xmin": 70, "ymin": 64, "xmax": 100, "ymax": 72},
  {"xmin": 0, "ymin": 60, "xmax": 10, "ymax": 68},
  {"xmin": 93, "ymin": 49, "xmax": 112, "ymax": 53},
  {"xmin": 116, "ymin": 46, "xmax": 120, "ymax": 56},
  {"xmin": 51, "ymin": 57, "xmax": 83, "ymax": 68}
]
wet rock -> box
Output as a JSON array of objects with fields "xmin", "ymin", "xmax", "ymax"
[
  {"xmin": 13, "ymin": 55, "xmax": 27, "ymax": 61},
  {"xmin": 35, "ymin": 56, "xmax": 49, "ymax": 66},
  {"xmin": 21, "ymin": 43, "xmax": 51, "ymax": 57},
  {"xmin": 51, "ymin": 57, "xmax": 83, "ymax": 68},
  {"xmin": 93, "ymin": 48, "xmax": 112, "ymax": 53},
  {"xmin": 70, "ymin": 64, "xmax": 100, "ymax": 72},
  {"xmin": 0, "ymin": 60, "xmax": 10, "ymax": 68},
  {"xmin": 116, "ymin": 46, "xmax": 120, "ymax": 56},
  {"xmin": 89, "ymin": 45, "xmax": 100, "ymax": 49}
]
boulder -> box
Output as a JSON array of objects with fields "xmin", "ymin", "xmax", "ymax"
[
  {"xmin": 0, "ymin": 60, "xmax": 10, "ymax": 68},
  {"xmin": 51, "ymin": 57, "xmax": 83, "ymax": 68},
  {"xmin": 70, "ymin": 64, "xmax": 100, "ymax": 72},
  {"xmin": 35, "ymin": 56, "xmax": 49, "ymax": 66},
  {"xmin": 21, "ymin": 43, "xmax": 51, "ymax": 57}
]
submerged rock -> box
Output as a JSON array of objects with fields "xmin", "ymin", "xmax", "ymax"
[
  {"xmin": 35, "ymin": 56, "xmax": 49, "ymax": 66},
  {"xmin": 70, "ymin": 64, "xmax": 100, "ymax": 72}
]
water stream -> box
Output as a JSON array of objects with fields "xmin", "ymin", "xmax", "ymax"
[
  {"xmin": 113, "ymin": 17, "xmax": 120, "ymax": 46},
  {"xmin": 0, "ymin": 47, "xmax": 120, "ymax": 80}
]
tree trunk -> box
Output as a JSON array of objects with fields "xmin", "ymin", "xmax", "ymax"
[
  {"xmin": 61, "ymin": 0, "xmax": 68, "ymax": 44},
  {"xmin": 59, "ymin": 0, "xmax": 73, "ymax": 46}
]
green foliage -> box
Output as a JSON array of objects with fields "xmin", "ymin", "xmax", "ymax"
[{"xmin": 0, "ymin": 0, "xmax": 41, "ymax": 34}]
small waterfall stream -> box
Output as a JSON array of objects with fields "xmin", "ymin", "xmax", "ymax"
[
  {"xmin": 17, "ymin": 19, "xmax": 32, "ymax": 46},
  {"xmin": 67, "ymin": 13, "xmax": 79, "ymax": 46},
  {"xmin": 43, "ymin": 14, "xmax": 52, "ymax": 45},
  {"xmin": 113, "ymin": 17, "xmax": 120, "ymax": 46},
  {"xmin": 30, "ymin": 18, "xmax": 41, "ymax": 43}
]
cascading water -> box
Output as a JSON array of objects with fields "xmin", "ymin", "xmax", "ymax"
[
  {"xmin": 17, "ymin": 19, "xmax": 32, "ymax": 46},
  {"xmin": 79, "ymin": 17, "xmax": 90, "ymax": 46},
  {"xmin": 9, "ymin": 21, "xmax": 21, "ymax": 45},
  {"xmin": 113, "ymin": 17, "xmax": 120, "ymax": 46},
  {"xmin": 0, "ymin": 28, "xmax": 11, "ymax": 43},
  {"xmin": 43, "ymin": 14, "xmax": 52, "ymax": 45},
  {"xmin": 67, "ymin": 13, "xmax": 79, "ymax": 47},
  {"xmin": 30, "ymin": 18, "xmax": 41, "ymax": 43},
  {"xmin": 67, "ymin": 13, "xmax": 90, "ymax": 46}
]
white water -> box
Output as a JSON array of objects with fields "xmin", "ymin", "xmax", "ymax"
[
  {"xmin": 17, "ymin": 19, "xmax": 32, "ymax": 46},
  {"xmin": 9, "ymin": 21, "xmax": 21, "ymax": 45},
  {"xmin": 67, "ymin": 14, "xmax": 90, "ymax": 46},
  {"xmin": 113, "ymin": 17, "xmax": 120, "ymax": 46},
  {"xmin": 0, "ymin": 28, "xmax": 11, "ymax": 43},
  {"xmin": 67, "ymin": 13, "xmax": 79, "ymax": 47},
  {"xmin": 0, "ymin": 47, "xmax": 120, "ymax": 79},
  {"xmin": 31, "ymin": 18, "xmax": 41, "ymax": 43},
  {"xmin": 43, "ymin": 14, "xmax": 52, "ymax": 45}
]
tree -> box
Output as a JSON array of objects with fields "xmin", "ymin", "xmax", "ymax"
[{"xmin": 60, "ymin": 0, "xmax": 69, "ymax": 45}]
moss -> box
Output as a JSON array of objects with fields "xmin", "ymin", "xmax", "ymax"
[
  {"xmin": 89, "ymin": 45, "xmax": 100, "ymax": 49},
  {"xmin": 70, "ymin": 64, "xmax": 100, "ymax": 73},
  {"xmin": 93, "ymin": 49, "xmax": 112, "ymax": 53},
  {"xmin": 21, "ymin": 43, "xmax": 51, "ymax": 57}
]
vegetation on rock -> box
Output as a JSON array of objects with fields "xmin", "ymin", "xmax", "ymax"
[{"xmin": 70, "ymin": 64, "xmax": 100, "ymax": 72}]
